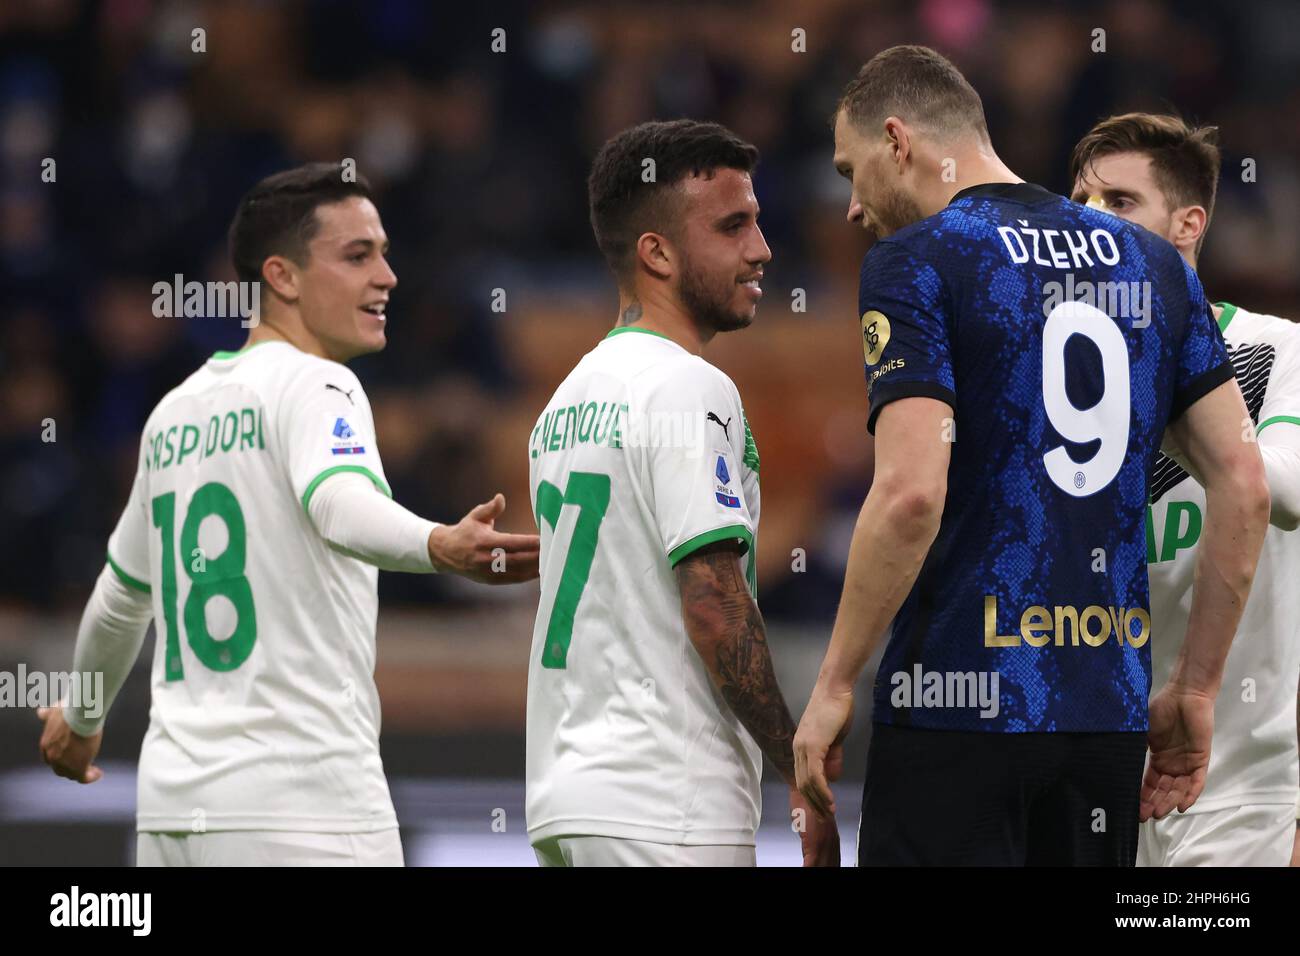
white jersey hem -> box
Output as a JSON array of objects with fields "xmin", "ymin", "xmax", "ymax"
[
  {"xmin": 137, "ymin": 813, "xmax": 399, "ymax": 833},
  {"xmin": 1172, "ymin": 788, "xmax": 1299, "ymax": 815},
  {"xmin": 528, "ymin": 817, "xmax": 755, "ymax": 847}
]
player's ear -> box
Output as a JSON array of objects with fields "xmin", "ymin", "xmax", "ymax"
[
  {"xmin": 1170, "ymin": 205, "xmax": 1208, "ymax": 258},
  {"xmin": 883, "ymin": 116, "xmax": 910, "ymax": 171},
  {"xmin": 635, "ymin": 231, "xmax": 674, "ymax": 281},
  {"xmin": 261, "ymin": 255, "xmax": 300, "ymax": 302}
]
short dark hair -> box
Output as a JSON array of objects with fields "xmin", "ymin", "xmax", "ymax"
[
  {"xmin": 587, "ymin": 119, "xmax": 759, "ymax": 284},
  {"xmin": 228, "ymin": 162, "xmax": 374, "ymax": 284},
  {"xmin": 836, "ymin": 44, "xmax": 988, "ymax": 143},
  {"xmin": 1069, "ymin": 112, "xmax": 1221, "ymax": 250}
]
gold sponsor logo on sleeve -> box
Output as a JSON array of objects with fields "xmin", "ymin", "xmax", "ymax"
[{"xmin": 861, "ymin": 310, "xmax": 890, "ymax": 366}]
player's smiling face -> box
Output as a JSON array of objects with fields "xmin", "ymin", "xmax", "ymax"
[
  {"xmin": 833, "ymin": 109, "xmax": 924, "ymax": 239},
  {"xmin": 1071, "ymin": 152, "xmax": 1176, "ymax": 241},
  {"xmin": 295, "ymin": 197, "xmax": 397, "ymax": 362},
  {"xmin": 671, "ymin": 167, "xmax": 771, "ymax": 333}
]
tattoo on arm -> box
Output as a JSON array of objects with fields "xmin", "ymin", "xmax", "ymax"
[
  {"xmin": 676, "ymin": 542, "xmax": 796, "ymax": 782},
  {"xmin": 619, "ymin": 300, "xmax": 643, "ymax": 327}
]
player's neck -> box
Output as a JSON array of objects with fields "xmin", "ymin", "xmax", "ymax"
[
  {"xmin": 242, "ymin": 312, "xmax": 334, "ymax": 361},
  {"xmin": 614, "ymin": 293, "xmax": 709, "ymax": 354},
  {"xmin": 1174, "ymin": 246, "xmax": 1210, "ymax": 319},
  {"xmin": 932, "ymin": 151, "xmax": 1022, "ymax": 216}
]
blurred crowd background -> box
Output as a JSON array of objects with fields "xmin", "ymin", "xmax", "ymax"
[
  {"xmin": 5, "ymin": 0, "xmax": 1300, "ymax": 614},
  {"xmin": 1, "ymin": 0, "xmax": 1298, "ymax": 862}
]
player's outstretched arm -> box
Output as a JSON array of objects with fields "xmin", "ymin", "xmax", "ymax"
[
  {"xmin": 795, "ymin": 396, "xmax": 950, "ymax": 819},
  {"xmin": 428, "ymin": 493, "xmax": 540, "ymax": 583},
  {"xmin": 1147, "ymin": 378, "xmax": 1270, "ymax": 820},
  {"xmin": 309, "ymin": 475, "xmax": 539, "ymax": 583},
  {"xmin": 39, "ymin": 565, "xmax": 153, "ymax": 784},
  {"xmin": 675, "ymin": 542, "xmax": 839, "ymax": 866}
]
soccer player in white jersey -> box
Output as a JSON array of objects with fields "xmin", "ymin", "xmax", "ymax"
[
  {"xmin": 1071, "ymin": 114, "xmax": 1300, "ymax": 865},
  {"xmin": 36, "ymin": 163, "xmax": 540, "ymax": 866},
  {"xmin": 526, "ymin": 120, "xmax": 839, "ymax": 867}
]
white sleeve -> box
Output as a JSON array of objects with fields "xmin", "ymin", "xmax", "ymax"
[
  {"xmin": 1255, "ymin": 328, "xmax": 1300, "ymax": 530},
  {"xmin": 64, "ymin": 566, "xmax": 154, "ymax": 736},
  {"xmin": 1258, "ymin": 442, "xmax": 1300, "ymax": 531},
  {"xmin": 277, "ymin": 361, "xmax": 393, "ymax": 516},
  {"xmin": 637, "ymin": 363, "xmax": 755, "ymax": 567},
  {"xmin": 105, "ymin": 440, "xmax": 153, "ymax": 592},
  {"xmin": 307, "ymin": 472, "xmax": 440, "ymax": 572}
]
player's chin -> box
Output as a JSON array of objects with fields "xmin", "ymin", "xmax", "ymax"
[
  {"xmin": 352, "ymin": 323, "xmax": 388, "ymax": 354},
  {"xmin": 716, "ymin": 306, "xmax": 754, "ymax": 332},
  {"xmin": 728, "ymin": 294, "xmax": 758, "ymax": 326}
]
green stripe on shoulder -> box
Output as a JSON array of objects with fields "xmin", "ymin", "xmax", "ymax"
[
  {"xmin": 1257, "ymin": 414, "xmax": 1300, "ymax": 434},
  {"xmin": 106, "ymin": 553, "xmax": 151, "ymax": 593},
  {"xmin": 301, "ymin": 465, "xmax": 393, "ymax": 514}
]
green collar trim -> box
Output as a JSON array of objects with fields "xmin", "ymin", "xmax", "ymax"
[
  {"xmin": 211, "ymin": 340, "xmax": 279, "ymax": 361},
  {"xmin": 1215, "ymin": 301, "xmax": 1238, "ymax": 332},
  {"xmin": 605, "ymin": 326, "xmax": 671, "ymax": 342}
]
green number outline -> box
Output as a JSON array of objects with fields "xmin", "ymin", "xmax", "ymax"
[
  {"xmin": 151, "ymin": 492, "xmax": 184, "ymax": 681},
  {"xmin": 536, "ymin": 471, "xmax": 611, "ymax": 669},
  {"xmin": 151, "ymin": 482, "xmax": 257, "ymax": 680}
]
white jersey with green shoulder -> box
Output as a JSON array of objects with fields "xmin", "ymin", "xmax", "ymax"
[
  {"xmin": 525, "ymin": 326, "xmax": 763, "ymax": 847},
  {"xmin": 104, "ymin": 340, "xmax": 399, "ymax": 833},
  {"xmin": 1146, "ymin": 303, "xmax": 1300, "ymax": 814}
]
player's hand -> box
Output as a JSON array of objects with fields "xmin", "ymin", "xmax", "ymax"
[
  {"xmin": 790, "ymin": 787, "xmax": 840, "ymax": 867},
  {"xmin": 37, "ymin": 707, "xmax": 103, "ymax": 784},
  {"xmin": 429, "ymin": 494, "xmax": 540, "ymax": 583},
  {"xmin": 794, "ymin": 683, "xmax": 852, "ymax": 820},
  {"xmin": 1141, "ymin": 684, "xmax": 1215, "ymax": 821}
]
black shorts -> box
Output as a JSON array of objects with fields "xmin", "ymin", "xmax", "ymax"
[{"xmin": 858, "ymin": 723, "xmax": 1148, "ymax": 866}]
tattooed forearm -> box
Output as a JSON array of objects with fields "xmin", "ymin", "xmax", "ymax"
[
  {"xmin": 676, "ymin": 542, "xmax": 797, "ymax": 783},
  {"xmin": 619, "ymin": 300, "xmax": 643, "ymax": 326}
]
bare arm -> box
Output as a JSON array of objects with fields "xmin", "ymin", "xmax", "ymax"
[
  {"xmin": 675, "ymin": 542, "xmax": 796, "ymax": 784},
  {"xmin": 816, "ymin": 397, "xmax": 951, "ymax": 695},
  {"xmin": 1162, "ymin": 378, "xmax": 1270, "ymax": 695},
  {"xmin": 1143, "ymin": 378, "xmax": 1270, "ymax": 820},
  {"xmin": 795, "ymin": 397, "xmax": 950, "ymax": 816}
]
